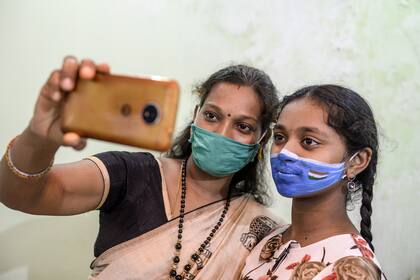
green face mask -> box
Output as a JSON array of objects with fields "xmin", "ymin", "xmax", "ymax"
[{"xmin": 189, "ymin": 124, "xmax": 262, "ymax": 177}]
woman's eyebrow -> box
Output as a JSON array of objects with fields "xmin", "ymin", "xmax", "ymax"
[
  {"xmin": 234, "ymin": 114, "xmax": 258, "ymax": 123},
  {"xmin": 202, "ymin": 103, "xmax": 223, "ymax": 114},
  {"xmin": 204, "ymin": 103, "xmax": 258, "ymax": 122}
]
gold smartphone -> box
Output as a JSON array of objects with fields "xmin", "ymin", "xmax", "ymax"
[{"xmin": 61, "ymin": 73, "xmax": 180, "ymax": 151}]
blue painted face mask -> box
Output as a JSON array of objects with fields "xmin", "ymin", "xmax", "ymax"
[
  {"xmin": 189, "ymin": 124, "xmax": 264, "ymax": 177},
  {"xmin": 270, "ymin": 149, "xmax": 356, "ymax": 198}
]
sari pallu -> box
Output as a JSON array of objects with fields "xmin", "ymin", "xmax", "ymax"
[{"xmin": 89, "ymin": 195, "xmax": 281, "ymax": 280}]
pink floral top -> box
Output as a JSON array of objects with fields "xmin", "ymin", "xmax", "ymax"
[{"xmin": 240, "ymin": 225, "xmax": 385, "ymax": 280}]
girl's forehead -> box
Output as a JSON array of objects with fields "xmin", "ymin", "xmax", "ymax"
[
  {"xmin": 277, "ymin": 98, "xmax": 328, "ymax": 126},
  {"xmin": 276, "ymin": 98, "xmax": 345, "ymax": 146}
]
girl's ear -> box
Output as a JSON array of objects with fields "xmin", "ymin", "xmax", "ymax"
[{"xmin": 346, "ymin": 147, "xmax": 372, "ymax": 179}]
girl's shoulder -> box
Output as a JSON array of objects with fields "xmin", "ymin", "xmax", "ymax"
[
  {"xmin": 311, "ymin": 234, "xmax": 385, "ymax": 280},
  {"xmin": 241, "ymin": 232, "xmax": 385, "ymax": 280}
]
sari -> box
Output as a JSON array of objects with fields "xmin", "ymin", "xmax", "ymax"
[{"xmin": 89, "ymin": 195, "xmax": 281, "ymax": 280}]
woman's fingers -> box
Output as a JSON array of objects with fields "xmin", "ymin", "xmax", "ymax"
[
  {"xmin": 74, "ymin": 138, "xmax": 87, "ymax": 151},
  {"xmin": 63, "ymin": 132, "xmax": 87, "ymax": 150},
  {"xmin": 79, "ymin": 59, "xmax": 96, "ymax": 79},
  {"xmin": 34, "ymin": 56, "xmax": 107, "ymax": 149},
  {"xmin": 96, "ymin": 63, "xmax": 111, "ymax": 74},
  {"xmin": 60, "ymin": 56, "xmax": 79, "ymax": 92},
  {"xmin": 47, "ymin": 70, "xmax": 62, "ymax": 102},
  {"xmin": 40, "ymin": 70, "xmax": 58, "ymax": 99},
  {"xmin": 38, "ymin": 70, "xmax": 63, "ymax": 112}
]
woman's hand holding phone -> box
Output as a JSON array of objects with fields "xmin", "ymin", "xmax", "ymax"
[{"xmin": 29, "ymin": 56, "xmax": 110, "ymax": 150}]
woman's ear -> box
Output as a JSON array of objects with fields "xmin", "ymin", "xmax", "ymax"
[{"xmin": 346, "ymin": 147, "xmax": 372, "ymax": 178}]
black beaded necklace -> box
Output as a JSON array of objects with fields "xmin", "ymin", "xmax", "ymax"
[{"xmin": 169, "ymin": 159, "xmax": 232, "ymax": 280}]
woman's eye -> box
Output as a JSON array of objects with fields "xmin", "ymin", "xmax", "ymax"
[
  {"xmin": 302, "ymin": 138, "xmax": 319, "ymax": 146},
  {"xmin": 203, "ymin": 111, "xmax": 217, "ymax": 121},
  {"xmin": 237, "ymin": 123, "xmax": 255, "ymax": 134}
]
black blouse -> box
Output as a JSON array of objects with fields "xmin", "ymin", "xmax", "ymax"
[{"xmin": 93, "ymin": 151, "xmax": 168, "ymax": 257}]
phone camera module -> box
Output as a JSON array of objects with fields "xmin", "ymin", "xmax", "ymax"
[{"xmin": 142, "ymin": 103, "xmax": 160, "ymax": 124}]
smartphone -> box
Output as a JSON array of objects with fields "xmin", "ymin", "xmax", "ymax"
[{"xmin": 61, "ymin": 73, "xmax": 180, "ymax": 151}]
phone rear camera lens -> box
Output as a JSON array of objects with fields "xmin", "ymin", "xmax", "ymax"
[{"xmin": 142, "ymin": 103, "xmax": 159, "ymax": 124}]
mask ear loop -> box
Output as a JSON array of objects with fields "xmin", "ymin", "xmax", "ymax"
[
  {"xmin": 342, "ymin": 152, "xmax": 360, "ymax": 211},
  {"xmin": 341, "ymin": 152, "xmax": 359, "ymax": 179},
  {"xmin": 342, "ymin": 152, "xmax": 361, "ymax": 193},
  {"xmin": 256, "ymin": 130, "xmax": 268, "ymax": 161},
  {"xmin": 256, "ymin": 130, "xmax": 267, "ymax": 144},
  {"xmin": 189, "ymin": 106, "xmax": 201, "ymax": 142}
]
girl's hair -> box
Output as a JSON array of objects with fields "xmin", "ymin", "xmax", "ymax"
[
  {"xmin": 278, "ymin": 85, "xmax": 379, "ymax": 251},
  {"xmin": 166, "ymin": 64, "xmax": 280, "ymax": 204}
]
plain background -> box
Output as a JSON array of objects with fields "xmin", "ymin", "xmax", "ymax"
[{"xmin": 0, "ymin": 1, "xmax": 419, "ymax": 279}]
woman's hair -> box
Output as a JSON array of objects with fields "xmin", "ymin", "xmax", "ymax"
[
  {"xmin": 166, "ymin": 64, "xmax": 280, "ymax": 204},
  {"xmin": 278, "ymin": 85, "xmax": 379, "ymax": 251}
]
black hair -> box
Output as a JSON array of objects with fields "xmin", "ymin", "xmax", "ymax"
[
  {"xmin": 278, "ymin": 85, "xmax": 378, "ymax": 251},
  {"xmin": 166, "ymin": 64, "xmax": 280, "ymax": 204}
]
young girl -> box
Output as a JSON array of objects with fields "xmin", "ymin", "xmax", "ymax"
[
  {"xmin": 241, "ymin": 85, "xmax": 386, "ymax": 279},
  {"xmin": 0, "ymin": 57, "xmax": 282, "ymax": 279}
]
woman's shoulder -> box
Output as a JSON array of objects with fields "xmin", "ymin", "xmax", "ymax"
[
  {"xmin": 158, "ymin": 157, "xmax": 181, "ymax": 174},
  {"xmin": 93, "ymin": 150, "xmax": 157, "ymax": 165},
  {"xmin": 92, "ymin": 150, "xmax": 161, "ymax": 177}
]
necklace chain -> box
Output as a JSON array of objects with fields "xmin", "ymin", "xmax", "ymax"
[{"xmin": 169, "ymin": 159, "xmax": 232, "ymax": 280}]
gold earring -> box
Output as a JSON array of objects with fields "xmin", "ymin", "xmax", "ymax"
[{"xmin": 257, "ymin": 147, "xmax": 263, "ymax": 161}]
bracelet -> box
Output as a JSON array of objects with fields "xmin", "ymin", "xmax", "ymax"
[{"xmin": 3, "ymin": 136, "xmax": 54, "ymax": 180}]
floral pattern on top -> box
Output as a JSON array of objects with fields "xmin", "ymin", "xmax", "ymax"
[{"xmin": 240, "ymin": 225, "xmax": 385, "ymax": 280}]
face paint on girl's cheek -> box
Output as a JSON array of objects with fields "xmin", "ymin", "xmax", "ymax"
[{"xmin": 270, "ymin": 149, "xmax": 347, "ymax": 198}]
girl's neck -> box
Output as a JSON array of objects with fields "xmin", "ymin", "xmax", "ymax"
[{"xmin": 283, "ymin": 186, "xmax": 358, "ymax": 247}]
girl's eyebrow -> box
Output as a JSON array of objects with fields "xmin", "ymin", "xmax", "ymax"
[
  {"xmin": 273, "ymin": 124, "xmax": 285, "ymax": 130},
  {"xmin": 273, "ymin": 124, "xmax": 329, "ymax": 138},
  {"xmin": 299, "ymin": 127, "xmax": 329, "ymax": 138}
]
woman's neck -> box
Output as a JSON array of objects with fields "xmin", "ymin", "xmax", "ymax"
[
  {"xmin": 283, "ymin": 185, "xmax": 358, "ymax": 247},
  {"xmin": 185, "ymin": 157, "xmax": 232, "ymax": 202}
]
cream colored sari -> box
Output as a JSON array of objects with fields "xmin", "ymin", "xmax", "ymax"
[{"xmin": 89, "ymin": 195, "xmax": 281, "ymax": 280}]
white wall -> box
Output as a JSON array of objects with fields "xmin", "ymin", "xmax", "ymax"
[{"xmin": 0, "ymin": 1, "xmax": 419, "ymax": 279}]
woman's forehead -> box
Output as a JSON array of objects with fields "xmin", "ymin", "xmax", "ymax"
[{"xmin": 203, "ymin": 82, "xmax": 262, "ymax": 118}]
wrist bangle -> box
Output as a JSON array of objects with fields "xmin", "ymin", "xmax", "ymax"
[{"xmin": 3, "ymin": 136, "xmax": 54, "ymax": 180}]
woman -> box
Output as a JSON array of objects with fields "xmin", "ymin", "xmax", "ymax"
[
  {"xmin": 241, "ymin": 85, "xmax": 386, "ymax": 279},
  {"xmin": 0, "ymin": 56, "xmax": 283, "ymax": 279}
]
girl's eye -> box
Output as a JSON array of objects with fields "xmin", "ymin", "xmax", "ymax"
[
  {"xmin": 273, "ymin": 133, "xmax": 286, "ymax": 142},
  {"xmin": 203, "ymin": 111, "xmax": 217, "ymax": 121},
  {"xmin": 302, "ymin": 138, "xmax": 319, "ymax": 146}
]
